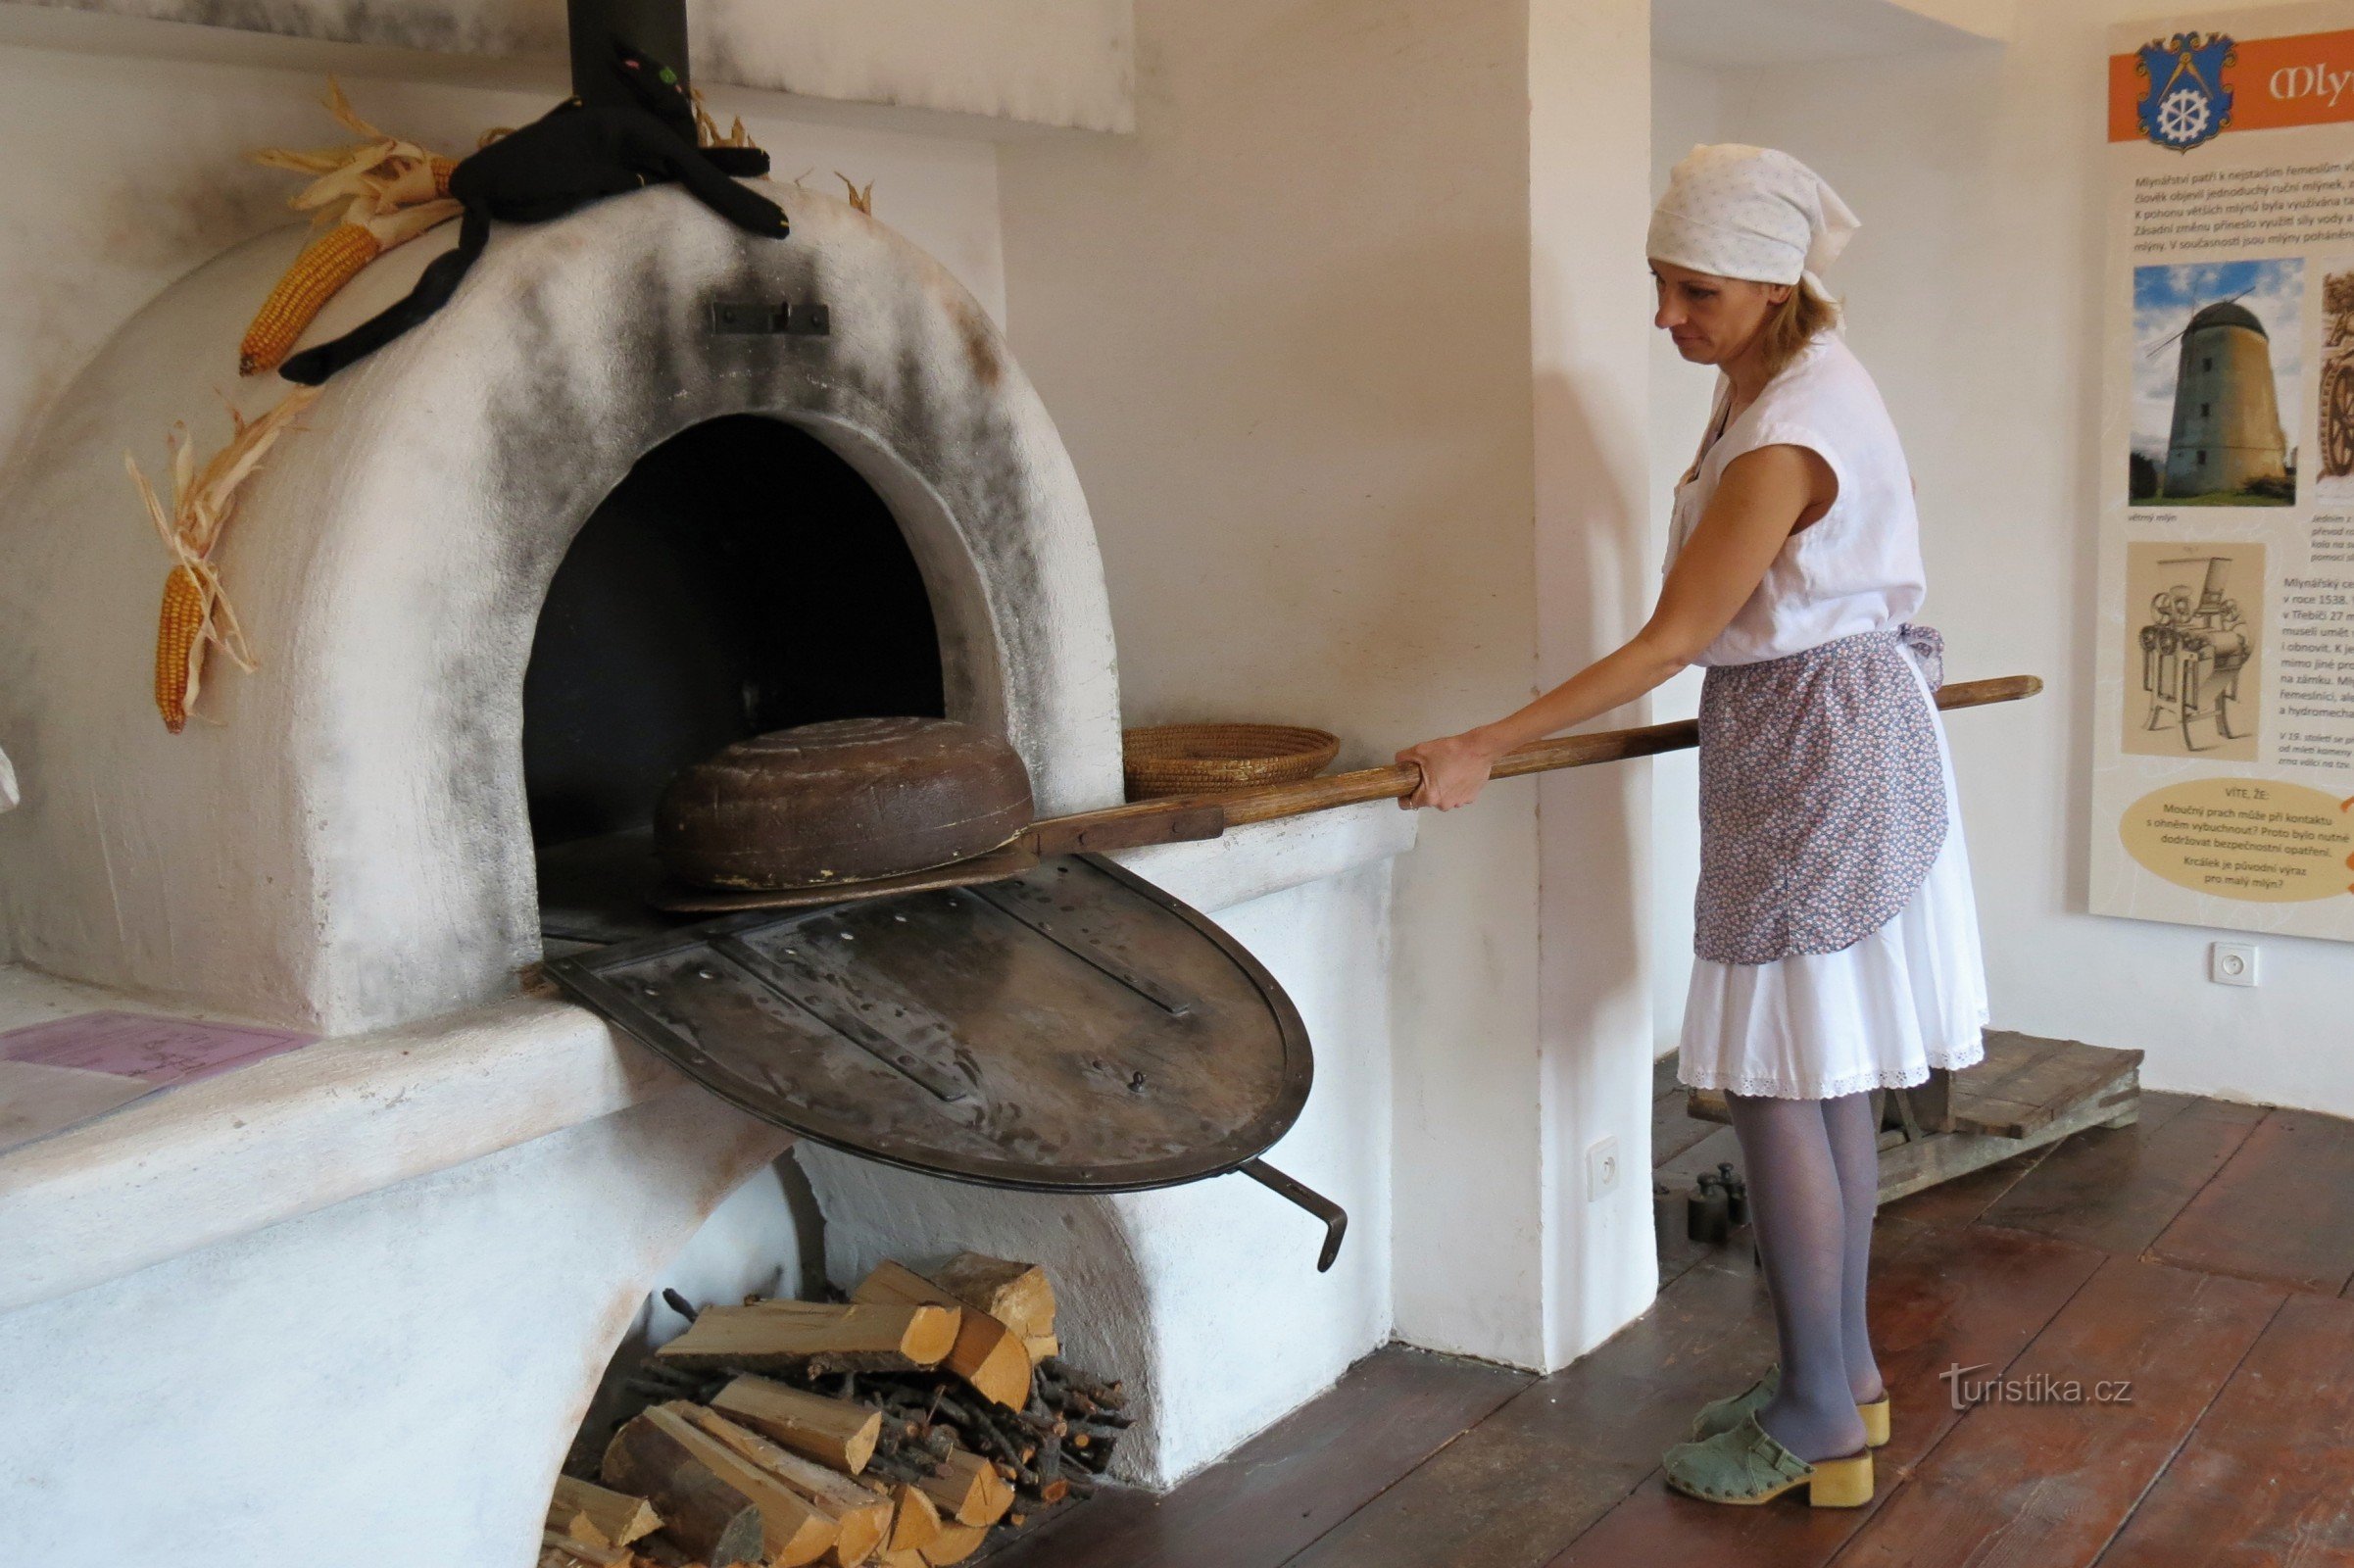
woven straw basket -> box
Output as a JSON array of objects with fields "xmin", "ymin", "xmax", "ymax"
[{"xmin": 1121, "ymin": 722, "xmax": 1341, "ymax": 800}]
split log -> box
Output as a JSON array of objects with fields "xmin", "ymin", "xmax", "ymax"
[
  {"xmin": 552, "ymin": 1476, "xmax": 663, "ymax": 1549},
  {"xmin": 601, "ymin": 1417, "xmax": 766, "ymax": 1568},
  {"xmin": 656, "ymin": 1302, "xmax": 959, "ymax": 1377},
  {"xmin": 676, "ymin": 1404, "xmax": 893, "ymax": 1567},
  {"xmin": 852, "ymin": 1262, "xmax": 1032, "ymax": 1409},
  {"xmin": 1022, "ymin": 1334, "xmax": 1060, "ymax": 1364},
  {"xmin": 925, "ymin": 1253, "xmax": 1057, "ymax": 1344},
  {"xmin": 711, "ymin": 1374, "xmax": 883, "ymax": 1474},
  {"xmin": 629, "ymin": 1405, "xmax": 839, "ymax": 1567},
  {"xmin": 919, "ymin": 1522, "xmax": 991, "ymax": 1565},
  {"xmin": 887, "ymin": 1484, "xmax": 942, "ymax": 1554},
  {"xmin": 914, "ymin": 1449, "xmax": 1015, "ymax": 1528},
  {"xmin": 541, "ymin": 1528, "xmax": 634, "ymax": 1566},
  {"xmin": 880, "ymin": 1552, "xmax": 930, "ymax": 1568},
  {"xmin": 629, "ymin": 1536, "xmax": 709, "ymax": 1568}
]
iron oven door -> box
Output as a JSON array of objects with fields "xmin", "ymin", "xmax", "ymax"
[{"xmin": 545, "ymin": 854, "xmax": 1314, "ymax": 1197}]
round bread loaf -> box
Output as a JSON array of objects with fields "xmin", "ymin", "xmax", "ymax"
[{"xmin": 656, "ymin": 715, "xmax": 1035, "ymax": 891}]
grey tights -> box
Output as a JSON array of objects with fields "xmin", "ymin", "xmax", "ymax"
[{"xmin": 1721, "ymin": 1087, "xmax": 1886, "ymax": 1461}]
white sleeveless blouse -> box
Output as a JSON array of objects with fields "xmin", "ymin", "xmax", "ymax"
[
  {"xmin": 1666, "ymin": 330, "xmax": 1926, "ymax": 664},
  {"xmin": 1667, "ymin": 329, "xmax": 1990, "ymax": 1099}
]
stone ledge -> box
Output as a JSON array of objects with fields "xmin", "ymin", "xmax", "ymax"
[
  {"xmin": 0, "ymin": 800, "xmax": 1415, "ymax": 1314},
  {"xmin": 0, "ymin": 983, "xmax": 680, "ymax": 1313},
  {"xmin": 1111, "ymin": 798, "xmax": 1420, "ymax": 912}
]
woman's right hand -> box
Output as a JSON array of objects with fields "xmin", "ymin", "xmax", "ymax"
[{"xmin": 1394, "ymin": 730, "xmax": 1504, "ymax": 811}]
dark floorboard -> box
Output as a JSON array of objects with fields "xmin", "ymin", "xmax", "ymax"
[
  {"xmin": 982, "ymin": 1346, "xmax": 1530, "ymax": 1568},
  {"xmin": 994, "ymin": 1072, "xmax": 2353, "ymax": 1568},
  {"xmin": 2147, "ymin": 1107, "xmax": 2354, "ymax": 1295}
]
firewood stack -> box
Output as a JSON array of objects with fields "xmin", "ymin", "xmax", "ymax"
[{"xmin": 540, "ymin": 1251, "xmax": 1130, "ymax": 1568}]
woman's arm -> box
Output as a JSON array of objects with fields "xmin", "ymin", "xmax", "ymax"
[{"xmin": 1395, "ymin": 442, "xmax": 1833, "ymax": 809}]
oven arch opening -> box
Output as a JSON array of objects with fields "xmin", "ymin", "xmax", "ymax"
[{"xmin": 521, "ymin": 414, "xmax": 947, "ymax": 853}]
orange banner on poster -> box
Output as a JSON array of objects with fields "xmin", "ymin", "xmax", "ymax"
[{"xmin": 2110, "ymin": 28, "xmax": 2354, "ymax": 142}]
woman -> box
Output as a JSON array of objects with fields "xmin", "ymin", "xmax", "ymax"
[{"xmin": 1396, "ymin": 144, "xmax": 1988, "ymax": 1509}]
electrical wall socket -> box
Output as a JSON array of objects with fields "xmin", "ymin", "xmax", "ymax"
[
  {"xmin": 2210, "ymin": 941, "xmax": 2259, "ymax": 987},
  {"xmin": 1588, "ymin": 1135, "xmax": 1621, "ymax": 1201}
]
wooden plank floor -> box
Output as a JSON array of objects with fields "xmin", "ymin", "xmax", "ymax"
[{"xmin": 988, "ymin": 1060, "xmax": 2354, "ymax": 1568}]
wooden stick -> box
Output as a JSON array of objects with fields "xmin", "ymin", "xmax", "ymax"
[
  {"xmin": 851, "ymin": 1262, "xmax": 1033, "ymax": 1409},
  {"xmin": 675, "ymin": 1405, "xmax": 892, "ymax": 1568},
  {"xmin": 551, "ymin": 1475, "xmax": 663, "ymax": 1549},
  {"xmin": 600, "ymin": 1416, "xmax": 766, "ymax": 1568},
  {"xmin": 709, "ymin": 1375, "xmax": 883, "ymax": 1474},
  {"xmin": 887, "ymin": 1484, "xmax": 943, "ymax": 1554},
  {"xmin": 924, "ymin": 1254, "xmax": 1057, "ymax": 1344},
  {"xmin": 915, "ymin": 1449, "xmax": 1015, "ymax": 1527},
  {"xmin": 541, "ymin": 1530, "xmax": 633, "ymax": 1568},
  {"xmin": 919, "ymin": 1521, "xmax": 991, "ymax": 1566},
  {"xmin": 1022, "ymin": 673, "xmax": 2042, "ymax": 854},
  {"xmin": 656, "ymin": 1301, "xmax": 960, "ymax": 1377},
  {"xmin": 634, "ymin": 1405, "xmax": 839, "ymax": 1567}
]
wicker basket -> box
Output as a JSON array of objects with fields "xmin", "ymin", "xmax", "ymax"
[{"xmin": 1121, "ymin": 722, "xmax": 1341, "ymax": 800}]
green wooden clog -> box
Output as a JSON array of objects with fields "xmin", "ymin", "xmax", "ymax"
[
  {"xmin": 1661, "ymin": 1409, "xmax": 1875, "ymax": 1507},
  {"xmin": 1689, "ymin": 1361, "xmax": 1890, "ymax": 1446}
]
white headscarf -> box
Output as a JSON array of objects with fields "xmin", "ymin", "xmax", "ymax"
[{"xmin": 1645, "ymin": 144, "xmax": 1859, "ymax": 297}]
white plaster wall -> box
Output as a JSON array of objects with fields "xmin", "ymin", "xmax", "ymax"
[
  {"xmin": 15, "ymin": 0, "xmax": 1137, "ymax": 130},
  {"xmin": 997, "ymin": 0, "xmax": 1548, "ymax": 1373},
  {"xmin": 1643, "ymin": 54, "xmax": 1725, "ymax": 1056},
  {"xmin": 0, "ymin": 38, "xmax": 1005, "ymax": 483},
  {"xmin": 1529, "ymin": 0, "xmax": 1660, "ymax": 1366},
  {"xmin": 1654, "ymin": 0, "xmax": 2003, "ymax": 68},
  {"xmin": 0, "ymin": 1086, "xmax": 789, "ymax": 1567},
  {"xmin": 996, "ymin": 0, "xmax": 1662, "ymax": 1377},
  {"xmin": 1656, "ymin": 1, "xmax": 2354, "ymax": 1116}
]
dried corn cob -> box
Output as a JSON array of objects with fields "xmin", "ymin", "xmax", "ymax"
[
  {"xmin": 126, "ymin": 386, "xmax": 319, "ymax": 733},
  {"xmin": 241, "ymin": 76, "xmax": 460, "ymax": 376},
  {"xmin": 155, "ymin": 564, "xmax": 204, "ymax": 733},
  {"xmin": 240, "ymin": 222, "xmax": 382, "ymax": 375}
]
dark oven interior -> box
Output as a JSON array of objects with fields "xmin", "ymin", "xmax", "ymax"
[{"xmin": 524, "ymin": 415, "xmax": 944, "ymax": 939}]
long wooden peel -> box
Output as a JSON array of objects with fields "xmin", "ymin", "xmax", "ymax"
[{"xmin": 1021, "ymin": 674, "xmax": 2043, "ymax": 858}]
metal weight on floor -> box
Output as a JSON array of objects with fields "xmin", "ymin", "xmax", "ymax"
[
  {"xmin": 1717, "ymin": 1161, "xmax": 1748, "ymax": 1227},
  {"xmin": 1687, "ymin": 1172, "xmax": 1732, "ymax": 1245}
]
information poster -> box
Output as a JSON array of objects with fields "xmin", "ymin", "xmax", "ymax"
[{"xmin": 2096, "ymin": 3, "xmax": 2354, "ymax": 939}]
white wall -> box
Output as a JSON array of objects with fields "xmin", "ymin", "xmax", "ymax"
[
  {"xmin": 1529, "ymin": 0, "xmax": 1660, "ymax": 1364},
  {"xmin": 997, "ymin": 0, "xmax": 1661, "ymax": 1373},
  {"xmin": 0, "ymin": 35, "xmax": 1005, "ymax": 488},
  {"xmin": 997, "ymin": 0, "xmax": 1548, "ymax": 1368},
  {"xmin": 11, "ymin": 0, "xmax": 1137, "ymax": 131},
  {"xmin": 1643, "ymin": 56, "xmax": 1723, "ymax": 1055},
  {"xmin": 1655, "ymin": 0, "xmax": 2354, "ymax": 1115}
]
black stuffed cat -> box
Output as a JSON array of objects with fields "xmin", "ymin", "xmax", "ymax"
[{"xmin": 278, "ymin": 44, "xmax": 789, "ymax": 385}]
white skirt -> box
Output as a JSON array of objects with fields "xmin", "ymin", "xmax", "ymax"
[{"xmin": 1676, "ymin": 645, "xmax": 1989, "ymax": 1100}]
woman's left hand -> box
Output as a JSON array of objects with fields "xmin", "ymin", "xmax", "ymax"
[{"xmin": 1394, "ymin": 730, "xmax": 1503, "ymax": 811}]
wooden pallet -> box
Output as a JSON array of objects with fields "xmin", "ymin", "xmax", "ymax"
[{"xmin": 1683, "ymin": 1030, "xmax": 2144, "ymax": 1204}]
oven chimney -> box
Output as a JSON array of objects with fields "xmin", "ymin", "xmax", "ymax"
[{"xmin": 567, "ymin": 0, "xmax": 692, "ymax": 108}]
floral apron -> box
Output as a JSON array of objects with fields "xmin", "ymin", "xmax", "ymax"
[{"xmin": 1692, "ymin": 625, "xmax": 1949, "ymax": 964}]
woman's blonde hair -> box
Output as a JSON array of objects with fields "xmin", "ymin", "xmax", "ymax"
[{"xmin": 1756, "ymin": 276, "xmax": 1840, "ymax": 383}]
